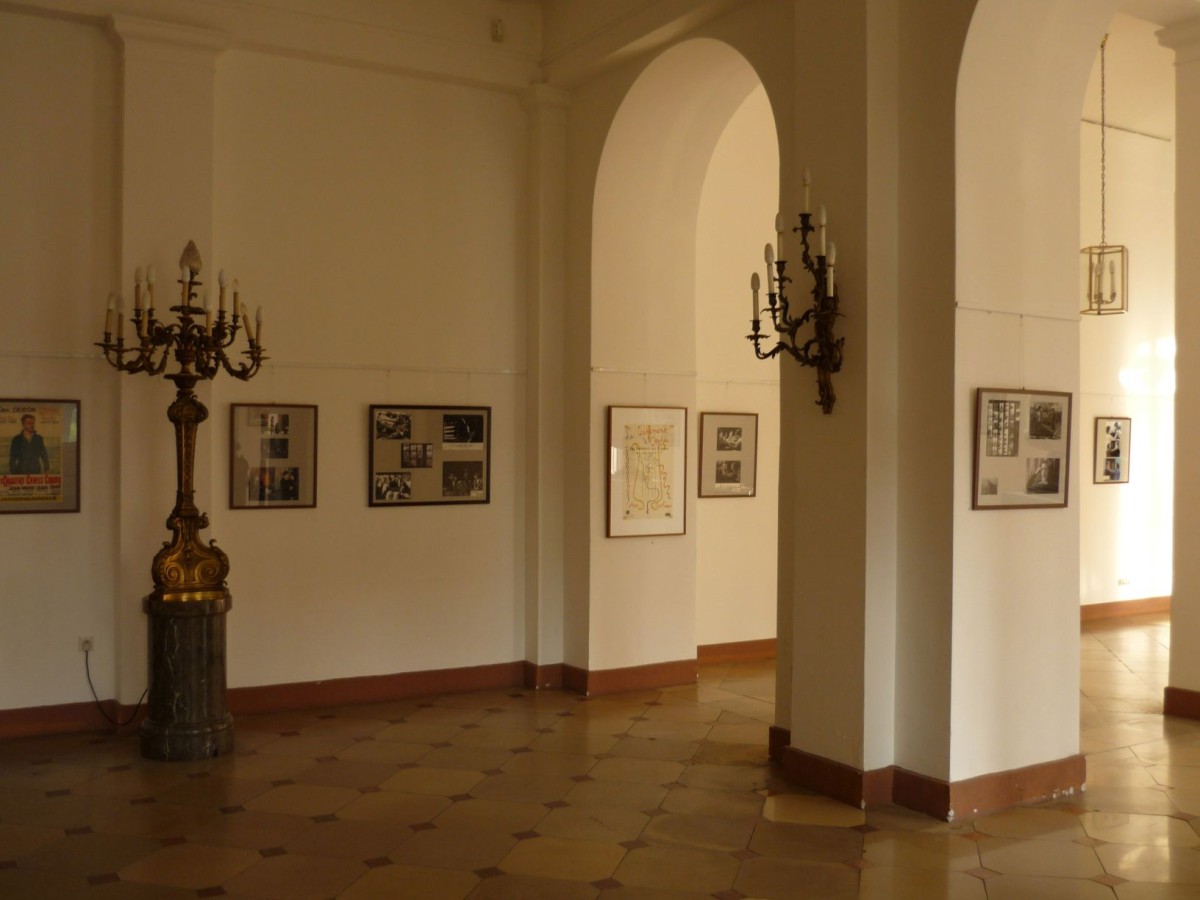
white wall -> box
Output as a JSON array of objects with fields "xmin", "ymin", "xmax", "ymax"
[
  {"xmin": 694, "ymin": 86, "xmax": 779, "ymax": 647},
  {"xmin": 0, "ymin": 11, "xmax": 121, "ymax": 709},
  {"xmin": 1078, "ymin": 14, "xmax": 1175, "ymax": 607}
]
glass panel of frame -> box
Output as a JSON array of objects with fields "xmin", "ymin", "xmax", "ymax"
[
  {"xmin": 230, "ymin": 404, "xmax": 318, "ymax": 509},
  {"xmin": 0, "ymin": 399, "xmax": 80, "ymax": 514},
  {"xmin": 972, "ymin": 387, "xmax": 1072, "ymax": 510},
  {"xmin": 369, "ymin": 405, "xmax": 491, "ymax": 506}
]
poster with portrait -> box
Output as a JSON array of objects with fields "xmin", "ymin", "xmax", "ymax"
[
  {"xmin": 0, "ymin": 399, "xmax": 80, "ymax": 514},
  {"xmin": 369, "ymin": 405, "xmax": 490, "ymax": 506},
  {"xmin": 230, "ymin": 404, "xmax": 318, "ymax": 509},
  {"xmin": 607, "ymin": 405, "xmax": 687, "ymax": 537},
  {"xmin": 972, "ymin": 388, "xmax": 1072, "ymax": 509}
]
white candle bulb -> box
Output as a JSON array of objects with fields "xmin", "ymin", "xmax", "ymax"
[
  {"xmin": 219, "ymin": 269, "xmax": 228, "ymax": 288},
  {"xmin": 803, "ymin": 167, "xmax": 811, "ymax": 213},
  {"xmin": 764, "ymin": 243, "xmax": 774, "ymax": 267},
  {"xmin": 827, "ymin": 242, "xmax": 836, "ymax": 296},
  {"xmin": 104, "ymin": 292, "xmax": 116, "ymax": 334},
  {"xmin": 818, "ymin": 204, "xmax": 827, "ymax": 257},
  {"xmin": 180, "ymin": 264, "xmax": 188, "ymax": 283},
  {"xmin": 774, "ymin": 213, "xmax": 785, "ymax": 259},
  {"xmin": 750, "ymin": 272, "xmax": 760, "ymax": 321},
  {"xmin": 146, "ymin": 265, "xmax": 156, "ymax": 285},
  {"xmin": 203, "ymin": 294, "xmax": 212, "ymax": 333},
  {"xmin": 1108, "ymin": 259, "xmax": 1116, "ymax": 298},
  {"xmin": 255, "ymin": 305, "xmax": 263, "ymax": 345},
  {"xmin": 135, "ymin": 267, "xmax": 144, "ymax": 286},
  {"xmin": 117, "ymin": 311, "xmax": 124, "ymax": 340},
  {"xmin": 828, "ymin": 242, "xmax": 837, "ymax": 266}
]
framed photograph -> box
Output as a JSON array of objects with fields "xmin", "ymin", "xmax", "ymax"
[
  {"xmin": 230, "ymin": 404, "xmax": 317, "ymax": 509},
  {"xmin": 0, "ymin": 399, "xmax": 80, "ymax": 514},
  {"xmin": 607, "ymin": 405, "xmax": 687, "ymax": 537},
  {"xmin": 972, "ymin": 387, "xmax": 1072, "ymax": 510},
  {"xmin": 699, "ymin": 412, "xmax": 758, "ymax": 498},
  {"xmin": 369, "ymin": 405, "xmax": 490, "ymax": 506},
  {"xmin": 1094, "ymin": 416, "xmax": 1131, "ymax": 484}
]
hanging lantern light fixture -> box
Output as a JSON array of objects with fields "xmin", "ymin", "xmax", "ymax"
[{"xmin": 1082, "ymin": 34, "xmax": 1128, "ymax": 316}]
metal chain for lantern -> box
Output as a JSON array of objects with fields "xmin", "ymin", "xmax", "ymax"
[{"xmin": 1082, "ymin": 34, "xmax": 1128, "ymax": 316}]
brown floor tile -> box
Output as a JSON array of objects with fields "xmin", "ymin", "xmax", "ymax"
[
  {"xmin": 0, "ymin": 865, "xmax": 93, "ymax": 899},
  {"xmin": 224, "ymin": 851, "xmax": 368, "ymax": 898},
  {"xmin": 606, "ymin": 737, "xmax": 698, "ymax": 762},
  {"xmin": 531, "ymin": 732, "xmax": 621, "ymax": 756},
  {"xmin": 469, "ymin": 771, "xmax": 576, "ymax": 804},
  {"xmin": 625, "ymin": 720, "xmax": 711, "ymax": 743},
  {"xmin": 118, "ymin": 841, "xmax": 261, "ymax": 890},
  {"xmin": 0, "ymin": 821, "xmax": 63, "ymax": 860},
  {"xmin": 676, "ymin": 761, "xmax": 768, "ymax": 792},
  {"xmin": 660, "ymin": 785, "xmax": 763, "ymax": 819},
  {"xmin": 284, "ymin": 816, "xmax": 411, "ymax": 859},
  {"xmin": 862, "ymin": 829, "xmax": 981, "ymax": 870},
  {"xmin": 858, "ymin": 865, "xmax": 988, "ymax": 899},
  {"xmin": 594, "ymin": 887, "xmax": 712, "ymax": 900},
  {"xmin": 432, "ymin": 797, "xmax": 548, "ymax": 831},
  {"xmin": 734, "ymin": 855, "xmax": 859, "ymax": 899},
  {"xmin": 380, "ymin": 766, "xmax": 485, "ymax": 796},
  {"xmin": 339, "ymin": 861, "xmax": 479, "ymax": 898},
  {"xmin": 564, "ymin": 778, "xmax": 667, "ymax": 811},
  {"xmin": 612, "ymin": 844, "xmax": 738, "ymax": 894},
  {"xmin": 419, "ymin": 745, "xmax": 515, "ymax": 772},
  {"xmin": 984, "ymin": 873, "xmax": 1122, "ymax": 899},
  {"xmin": 255, "ymin": 733, "xmax": 358, "ymax": 759},
  {"xmin": 293, "ymin": 759, "xmax": 401, "ymax": 790},
  {"xmin": 1097, "ymin": 841, "xmax": 1200, "ymax": 882},
  {"xmin": 501, "ymin": 750, "xmax": 595, "ymax": 779},
  {"xmin": 466, "ymin": 873, "xmax": 600, "ymax": 898},
  {"xmin": 390, "ymin": 824, "xmax": 517, "ymax": 869},
  {"xmin": 640, "ymin": 811, "xmax": 753, "ymax": 852},
  {"xmin": 157, "ymin": 773, "xmax": 274, "ymax": 808},
  {"xmin": 588, "ymin": 758, "xmax": 684, "ymax": 787},
  {"xmin": 335, "ymin": 739, "xmax": 431, "ymax": 766},
  {"xmin": 336, "ymin": 789, "xmax": 452, "ymax": 824},
  {"xmin": 186, "ymin": 809, "xmax": 316, "ymax": 850},
  {"xmin": 500, "ymin": 835, "xmax": 626, "ymax": 882},
  {"xmin": 243, "ymin": 782, "xmax": 360, "ymax": 817},
  {"xmin": 451, "ymin": 726, "xmax": 541, "ymax": 750},
  {"xmin": 18, "ymin": 829, "xmax": 160, "ymax": 877},
  {"xmin": 535, "ymin": 805, "xmax": 649, "ymax": 843},
  {"xmin": 750, "ymin": 820, "xmax": 863, "ymax": 862},
  {"xmin": 91, "ymin": 799, "xmax": 223, "ymax": 840}
]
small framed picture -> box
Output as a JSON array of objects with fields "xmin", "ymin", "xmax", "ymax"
[
  {"xmin": 369, "ymin": 405, "xmax": 491, "ymax": 506},
  {"xmin": 230, "ymin": 404, "xmax": 318, "ymax": 509},
  {"xmin": 972, "ymin": 387, "xmax": 1072, "ymax": 510},
  {"xmin": 0, "ymin": 399, "xmax": 80, "ymax": 514},
  {"xmin": 699, "ymin": 412, "xmax": 758, "ymax": 498},
  {"xmin": 607, "ymin": 405, "xmax": 687, "ymax": 537},
  {"xmin": 1094, "ymin": 416, "xmax": 1130, "ymax": 484}
]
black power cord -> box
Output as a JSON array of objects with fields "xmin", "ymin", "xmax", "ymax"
[{"xmin": 84, "ymin": 648, "xmax": 147, "ymax": 727}]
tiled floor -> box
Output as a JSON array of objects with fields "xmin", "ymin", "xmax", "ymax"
[{"xmin": 0, "ymin": 612, "xmax": 1195, "ymax": 898}]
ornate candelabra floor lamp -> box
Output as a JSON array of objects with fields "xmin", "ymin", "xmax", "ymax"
[
  {"xmin": 97, "ymin": 241, "xmax": 265, "ymax": 761},
  {"xmin": 748, "ymin": 169, "xmax": 845, "ymax": 413}
]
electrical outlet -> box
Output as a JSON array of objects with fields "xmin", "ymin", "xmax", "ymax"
[
  {"xmin": 78, "ymin": 637, "xmax": 93, "ymax": 653},
  {"xmin": 1117, "ymin": 578, "xmax": 1131, "ymax": 586}
]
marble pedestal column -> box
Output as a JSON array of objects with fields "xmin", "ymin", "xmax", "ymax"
[{"xmin": 140, "ymin": 590, "xmax": 234, "ymax": 760}]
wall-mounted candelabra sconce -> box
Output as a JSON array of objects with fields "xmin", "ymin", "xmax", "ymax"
[
  {"xmin": 96, "ymin": 240, "xmax": 266, "ymax": 761},
  {"xmin": 748, "ymin": 168, "xmax": 845, "ymax": 413}
]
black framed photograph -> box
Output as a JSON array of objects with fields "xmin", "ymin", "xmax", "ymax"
[
  {"xmin": 1094, "ymin": 416, "xmax": 1130, "ymax": 484},
  {"xmin": 369, "ymin": 405, "xmax": 491, "ymax": 506},
  {"xmin": 0, "ymin": 399, "xmax": 80, "ymax": 514},
  {"xmin": 972, "ymin": 388, "xmax": 1072, "ymax": 509},
  {"xmin": 607, "ymin": 405, "xmax": 687, "ymax": 537},
  {"xmin": 230, "ymin": 403, "xmax": 318, "ymax": 509},
  {"xmin": 699, "ymin": 412, "xmax": 758, "ymax": 498}
]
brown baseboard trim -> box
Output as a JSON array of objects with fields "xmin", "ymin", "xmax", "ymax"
[
  {"xmin": 0, "ymin": 699, "xmax": 123, "ymax": 740},
  {"xmin": 698, "ymin": 638, "xmax": 776, "ymax": 664},
  {"xmin": 777, "ymin": 745, "xmax": 1085, "ymax": 821},
  {"xmin": 768, "ymin": 725, "xmax": 790, "ymax": 763},
  {"xmin": 1081, "ymin": 596, "xmax": 1170, "ymax": 623},
  {"xmin": 522, "ymin": 662, "xmax": 563, "ymax": 690},
  {"xmin": 1164, "ymin": 686, "xmax": 1200, "ymax": 719},
  {"xmin": 779, "ymin": 745, "xmax": 890, "ymax": 808},
  {"xmin": 559, "ymin": 658, "xmax": 698, "ymax": 697},
  {"xmin": 227, "ymin": 661, "xmax": 525, "ymax": 715}
]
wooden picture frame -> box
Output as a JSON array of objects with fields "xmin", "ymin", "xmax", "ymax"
[
  {"xmin": 973, "ymin": 388, "xmax": 1072, "ymax": 510},
  {"xmin": 607, "ymin": 405, "xmax": 687, "ymax": 537},
  {"xmin": 369, "ymin": 405, "xmax": 491, "ymax": 506},
  {"xmin": 1094, "ymin": 416, "xmax": 1131, "ymax": 484},
  {"xmin": 0, "ymin": 399, "xmax": 80, "ymax": 514},
  {"xmin": 230, "ymin": 404, "xmax": 318, "ymax": 509},
  {"xmin": 699, "ymin": 412, "xmax": 757, "ymax": 498}
]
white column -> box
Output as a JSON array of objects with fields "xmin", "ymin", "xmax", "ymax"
[{"xmin": 522, "ymin": 84, "xmax": 570, "ymax": 678}]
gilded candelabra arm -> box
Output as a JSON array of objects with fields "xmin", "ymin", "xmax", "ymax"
[{"xmin": 220, "ymin": 343, "xmax": 266, "ymax": 381}]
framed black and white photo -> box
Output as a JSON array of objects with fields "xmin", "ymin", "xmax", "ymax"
[
  {"xmin": 0, "ymin": 399, "xmax": 80, "ymax": 514},
  {"xmin": 973, "ymin": 388, "xmax": 1071, "ymax": 510},
  {"xmin": 607, "ymin": 405, "xmax": 687, "ymax": 537},
  {"xmin": 1094, "ymin": 416, "xmax": 1130, "ymax": 484},
  {"xmin": 230, "ymin": 404, "xmax": 317, "ymax": 509},
  {"xmin": 699, "ymin": 412, "xmax": 758, "ymax": 498},
  {"xmin": 369, "ymin": 405, "xmax": 491, "ymax": 506}
]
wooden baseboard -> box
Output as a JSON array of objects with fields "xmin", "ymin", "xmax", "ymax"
[
  {"xmin": 522, "ymin": 661, "xmax": 563, "ymax": 690},
  {"xmin": 0, "ymin": 700, "xmax": 123, "ymax": 740},
  {"xmin": 561, "ymin": 658, "xmax": 698, "ymax": 697},
  {"xmin": 777, "ymin": 744, "xmax": 1084, "ymax": 821},
  {"xmin": 1164, "ymin": 686, "xmax": 1200, "ymax": 719},
  {"xmin": 698, "ymin": 638, "xmax": 776, "ymax": 664},
  {"xmin": 1081, "ymin": 596, "xmax": 1170, "ymax": 623},
  {"xmin": 768, "ymin": 724, "xmax": 790, "ymax": 763},
  {"xmin": 227, "ymin": 661, "xmax": 525, "ymax": 715}
]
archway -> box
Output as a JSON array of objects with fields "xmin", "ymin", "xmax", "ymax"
[{"xmin": 586, "ymin": 38, "xmax": 780, "ymax": 682}]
